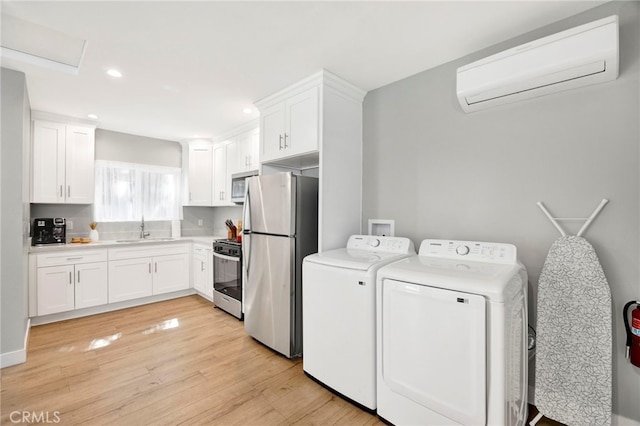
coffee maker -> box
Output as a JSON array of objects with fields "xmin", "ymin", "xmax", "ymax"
[{"xmin": 32, "ymin": 218, "xmax": 66, "ymax": 246}]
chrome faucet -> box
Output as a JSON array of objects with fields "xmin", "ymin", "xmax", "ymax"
[{"xmin": 140, "ymin": 215, "xmax": 150, "ymax": 239}]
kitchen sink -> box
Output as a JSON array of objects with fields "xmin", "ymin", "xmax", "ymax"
[{"xmin": 115, "ymin": 237, "xmax": 176, "ymax": 243}]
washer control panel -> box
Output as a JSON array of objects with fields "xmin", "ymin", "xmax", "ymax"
[
  {"xmin": 418, "ymin": 239, "xmax": 517, "ymax": 264},
  {"xmin": 347, "ymin": 235, "xmax": 415, "ymax": 254}
]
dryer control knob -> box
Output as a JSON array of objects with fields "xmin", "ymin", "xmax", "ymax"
[
  {"xmin": 456, "ymin": 245, "xmax": 470, "ymax": 256},
  {"xmin": 368, "ymin": 238, "xmax": 381, "ymax": 247}
]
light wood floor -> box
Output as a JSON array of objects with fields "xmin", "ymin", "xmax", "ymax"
[
  {"xmin": 1, "ymin": 296, "xmax": 382, "ymax": 425},
  {"xmin": 2, "ymin": 295, "xmax": 562, "ymax": 425}
]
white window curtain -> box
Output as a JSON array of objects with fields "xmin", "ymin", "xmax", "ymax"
[{"xmin": 94, "ymin": 160, "xmax": 181, "ymax": 222}]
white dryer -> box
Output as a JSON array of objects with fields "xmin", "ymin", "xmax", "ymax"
[
  {"xmin": 376, "ymin": 239, "xmax": 528, "ymax": 426},
  {"xmin": 302, "ymin": 235, "xmax": 416, "ymax": 411}
]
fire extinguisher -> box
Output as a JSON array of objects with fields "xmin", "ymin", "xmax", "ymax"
[{"xmin": 623, "ymin": 300, "xmax": 640, "ymax": 368}]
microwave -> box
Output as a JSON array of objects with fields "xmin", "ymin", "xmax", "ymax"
[{"xmin": 230, "ymin": 170, "xmax": 258, "ymax": 204}]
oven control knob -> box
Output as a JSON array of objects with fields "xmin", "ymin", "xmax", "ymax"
[
  {"xmin": 456, "ymin": 245, "xmax": 470, "ymax": 256},
  {"xmin": 368, "ymin": 238, "xmax": 381, "ymax": 247}
]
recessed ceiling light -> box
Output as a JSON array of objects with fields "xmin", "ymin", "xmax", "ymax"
[
  {"xmin": 242, "ymin": 108, "xmax": 253, "ymax": 114},
  {"xmin": 107, "ymin": 69, "xmax": 122, "ymax": 78},
  {"xmin": 87, "ymin": 114, "xmax": 98, "ymax": 119}
]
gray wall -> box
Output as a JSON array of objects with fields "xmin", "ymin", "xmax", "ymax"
[
  {"xmin": 1, "ymin": 68, "xmax": 31, "ymax": 361},
  {"xmin": 362, "ymin": 1, "xmax": 639, "ymax": 421},
  {"xmin": 95, "ymin": 129, "xmax": 181, "ymax": 167}
]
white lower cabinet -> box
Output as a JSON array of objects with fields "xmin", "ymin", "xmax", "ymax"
[
  {"xmin": 75, "ymin": 262, "xmax": 109, "ymax": 309},
  {"xmin": 32, "ymin": 243, "xmax": 193, "ymax": 319},
  {"xmin": 193, "ymin": 244, "xmax": 213, "ymax": 300},
  {"xmin": 35, "ymin": 250, "xmax": 108, "ymax": 316},
  {"xmin": 108, "ymin": 244, "xmax": 190, "ymax": 303},
  {"xmin": 108, "ymin": 257, "xmax": 154, "ymax": 303},
  {"xmin": 37, "ymin": 265, "xmax": 75, "ymax": 315},
  {"xmin": 153, "ymin": 254, "xmax": 190, "ymax": 295}
]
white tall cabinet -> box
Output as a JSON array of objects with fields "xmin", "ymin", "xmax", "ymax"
[
  {"xmin": 31, "ymin": 119, "xmax": 95, "ymax": 204},
  {"xmin": 255, "ymin": 70, "xmax": 366, "ymax": 252}
]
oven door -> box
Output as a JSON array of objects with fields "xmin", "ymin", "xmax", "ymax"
[{"xmin": 213, "ymin": 252, "xmax": 242, "ymax": 301}]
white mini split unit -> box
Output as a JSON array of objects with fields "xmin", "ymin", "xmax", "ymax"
[{"xmin": 456, "ymin": 15, "xmax": 619, "ymax": 113}]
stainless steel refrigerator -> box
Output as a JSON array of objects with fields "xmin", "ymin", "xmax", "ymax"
[{"xmin": 242, "ymin": 172, "xmax": 318, "ymax": 358}]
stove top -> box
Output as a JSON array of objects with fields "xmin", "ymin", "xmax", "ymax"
[
  {"xmin": 213, "ymin": 238, "xmax": 242, "ymax": 257},
  {"xmin": 214, "ymin": 238, "xmax": 241, "ymax": 246}
]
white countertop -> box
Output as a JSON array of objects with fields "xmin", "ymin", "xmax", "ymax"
[{"xmin": 29, "ymin": 235, "xmax": 222, "ymax": 253}]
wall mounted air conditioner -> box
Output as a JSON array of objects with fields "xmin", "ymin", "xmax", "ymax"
[{"xmin": 456, "ymin": 15, "xmax": 619, "ymax": 113}]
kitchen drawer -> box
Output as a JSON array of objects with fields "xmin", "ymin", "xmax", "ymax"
[
  {"xmin": 37, "ymin": 250, "xmax": 108, "ymax": 267},
  {"xmin": 108, "ymin": 243, "xmax": 189, "ymax": 261}
]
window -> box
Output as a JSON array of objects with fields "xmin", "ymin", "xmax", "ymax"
[{"xmin": 94, "ymin": 160, "xmax": 181, "ymax": 222}]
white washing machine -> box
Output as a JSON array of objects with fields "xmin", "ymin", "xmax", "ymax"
[
  {"xmin": 376, "ymin": 239, "xmax": 528, "ymax": 426},
  {"xmin": 302, "ymin": 235, "xmax": 416, "ymax": 411}
]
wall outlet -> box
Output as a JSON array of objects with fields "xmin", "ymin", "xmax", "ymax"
[
  {"xmin": 198, "ymin": 219, "xmax": 203, "ymax": 227},
  {"xmin": 67, "ymin": 220, "xmax": 73, "ymax": 230}
]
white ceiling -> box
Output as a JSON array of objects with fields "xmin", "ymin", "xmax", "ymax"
[{"xmin": 1, "ymin": 1, "xmax": 604, "ymax": 142}]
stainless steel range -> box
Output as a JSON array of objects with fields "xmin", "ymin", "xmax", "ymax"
[{"xmin": 212, "ymin": 239, "xmax": 243, "ymax": 320}]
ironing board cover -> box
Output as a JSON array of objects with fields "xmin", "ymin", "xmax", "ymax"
[{"xmin": 535, "ymin": 235, "xmax": 611, "ymax": 426}]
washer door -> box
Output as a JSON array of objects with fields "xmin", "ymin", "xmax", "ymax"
[{"xmin": 381, "ymin": 279, "xmax": 487, "ymax": 425}]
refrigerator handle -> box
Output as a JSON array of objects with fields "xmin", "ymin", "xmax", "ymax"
[{"xmin": 243, "ymin": 183, "xmax": 252, "ymax": 275}]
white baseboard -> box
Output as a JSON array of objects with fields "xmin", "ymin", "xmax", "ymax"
[{"xmin": 0, "ymin": 318, "xmax": 30, "ymax": 368}]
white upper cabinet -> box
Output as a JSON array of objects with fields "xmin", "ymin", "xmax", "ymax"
[
  {"xmin": 32, "ymin": 120, "xmax": 95, "ymax": 204},
  {"xmin": 187, "ymin": 143, "xmax": 213, "ymax": 206},
  {"xmin": 234, "ymin": 128, "xmax": 260, "ymax": 173},
  {"xmin": 260, "ymin": 86, "xmax": 319, "ymax": 163},
  {"xmin": 185, "ymin": 124, "xmax": 258, "ymax": 208},
  {"xmin": 212, "ymin": 142, "xmax": 234, "ymax": 206},
  {"xmin": 65, "ymin": 126, "xmax": 96, "ymax": 204}
]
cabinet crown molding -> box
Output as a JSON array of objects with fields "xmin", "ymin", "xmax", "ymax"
[
  {"xmin": 254, "ymin": 69, "xmax": 367, "ymax": 111},
  {"xmin": 32, "ymin": 110, "xmax": 97, "ymax": 128},
  {"xmin": 212, "ymin": 118, "xmax": 259, "ymax": 144}
]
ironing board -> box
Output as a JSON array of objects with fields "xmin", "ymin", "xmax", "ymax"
[{"xmin": 532, "ymin": 200, "xmax": 611, "ymax": 426}]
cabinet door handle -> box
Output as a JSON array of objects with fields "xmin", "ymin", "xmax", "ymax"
[
  {"xmin": 201, "ymin": 261, "xmax": 205, "ymax": 271},
  {"xmin": 149, "ymin": 263, "xmax": 151, "ymax": 274},
  {"xmin": 69, "ymin": 271, "xmax": 72, "ymax": 284},
  {"xmin": 279, "ymin": 134, "xmax": 283, "ymax": 150},
  {"xmin": 66, "ymin": 257, "xmax": 82, "ymax": 261},
  {"xmin": 283, "ymin": 133, "xmax": 288, "ymax": 148},
  {"xmin": 77, "ymin": 270, "xmax": 80, "ymax": 283},
  {"xmin": 67, "ymin": 185, "xmax": 71, "ymax": 198},
  {"xmin": 155, "ymin": 262, "xmax": 158, "ymax": 273},
  {"xmin": 60, "ymin": 185, "xmax": 63, "ymax": 198}
]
